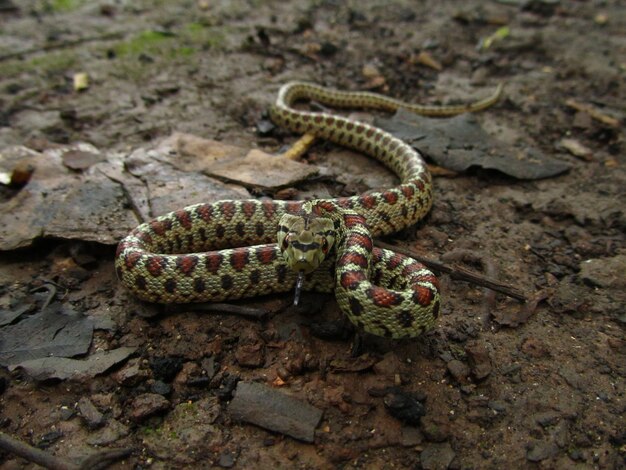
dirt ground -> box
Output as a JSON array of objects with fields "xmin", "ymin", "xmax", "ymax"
[{"xmin": 0, "ymin": 0, "xmax": 625, "ymax": 469}]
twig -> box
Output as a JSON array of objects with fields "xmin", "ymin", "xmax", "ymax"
[
  {"xmin": 375, "ymin": 240, "xmax": 528, "ymax": 302},
  {"xmin": 0, "ymin": 431, "xmax": 75, "ymax": 470},
  {"xmin": 0, "ymin": 431, "xmax": 133, "ymax": 470},
  {"xmin": 166, "ymin": 302, "xmax": 269, "ymax": 319},
  {"xmin": 0, "ymin": 32, "xmax": 125, "ymax": 61}
]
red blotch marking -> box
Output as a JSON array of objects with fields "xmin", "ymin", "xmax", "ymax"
[
  {"xmin": 262, "ymin": 200, "xmax": 276, "ymax": 219},
  {"xmin": 346, "ymin": 232, "xmax": 373, "ymax": 251},
  {"xmin": 219, "ymin": 201, "xmax": 236, "ymax": 221},
  {"xmin": 355, "ymin": 124, "xmax": 365, "ymax": 134},
  {"xmin": 230, "ymin": 248, "xmax": 249, "ymax": 271},
  {"xmin": 382, "ymin": 136, "xmax": 391, "ymax": 145},
  {"xmin": 346, "ymin": 122, "xmax": 354, "ymax": 131},
  {"xmin": 174, "ymin": 210, "xmax": 193, "ymax": 229},
  {"xmin": 386, "ymin": 253, "xmax": 405, "ymax": 270},
  {"xmin": 124, "ymin": 251, "xmax": 142, "ymax": 269},
  {"xmin": 205, "ymin": 253, "xmax": 223, "ymax": 273},
  {"xmin": 302, "ymin": 114, "xmax": 311, "ymax": 122},
  {"xmin": 176, "ymin": 256, "xmax": 198, "ymax": 276},
  {"xmin": 418, "ymin": 272, "xmax": 440, "ymax": 290},
  {"xmin": 196, "ymin": 204, "xmax": 213, "ymax": 222},
  {"xmin": 389, "ymin": 141, "xmax": 399, "ymax": 152},
  {"xmin": 314, "ymin": 115, "xmax": 324, "ymax": 123},
  {"xmin": 401, "ymin": 185, "xmax": 414, "ymax": 199},
  {"xmin": 412, "ymin": 286, "xmax": 435, "ymax": 306},
  {"xmin": 415, "ymin": 180, "xmax": 425, "ymax": 192},
  {"xmin": 338, "ymin": 252, "xmax": 368, "ymax": 268},
  {"xmin": 242, "ymin": 201, "xmax": 257, "ymax": 219},
  {"xmin": 147, "ymin": 256, "xmax": 167, "ymax": 276},
  {"xmin": 340, "ymin": 270, "xmax": 367, "ymax": 290},
  {"xmin": 368, "ymin": 286, "xmax": 403, "ymax": 307},
  {"xmin": 149, "ymin": 219, "xmax": 171, "ymax": 236},
  {"xmin": 365, "ymin": 128, "xmax": 375, "ymax": 138},
  {"xmin": 343, "ymin": 213, "xmax": 365, "ymax": 229},
  {"xmin": 337, "ymin": 198, "xmax": 352, "ymax": 208},
  {"xmin": 313, "ymin": 200, "xmax": 336, "ymax": 215},
  {"xmin": 286, "ymin": 201, "xmax": 302, "ymax": 214},
  {"xmin": 336, "ymin": 120, "xmax": 345, "ymax": 128},
  {"xmin": 359, "ymin": 195, "xmax": 377, "ymax": 209},
  {"xmin": 382, "ymin": 191, "xmax": 398, "ymax": 205},
  {"xmin": 325, "ymin": 116, "xmax": 335, "ymax": 125},
  {"xmin": 256, "ymin": 246, "xmax": 277, "ymax": 264}
]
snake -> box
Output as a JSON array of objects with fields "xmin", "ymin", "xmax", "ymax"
[{"xmin": 115, "ymin": 81, "xmax": 502, "ymax": 338}]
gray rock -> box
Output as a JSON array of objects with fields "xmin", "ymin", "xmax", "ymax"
[
  {"xmin": 526, "ymin": 440, "xmax": 558, "ymax": 462},
  {"xmin": 129, "ymin": 393, "xmax": 170, "ymax": 422},
  {"xmin": 420, "ymin": 442, "xmax": 456, "ymax": 470},
  {"xmin": 447, "ymin": 360, "xmax": 470, "ymax": 384},
  {"xmin": 77, "ymin": 397, "xmax": 105, "ymax": 429},
  {"xmin": 228, "ymin": 381, "xmax": 323, "ymax": 442}
]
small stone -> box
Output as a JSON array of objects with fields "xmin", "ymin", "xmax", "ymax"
[
  {"xmin": 77, "ymin": 397, "xmax": 105, "ymax": 430},
  {"xmin": 579, "ymin": 255, "xmax": 626, "ymax": 289},
  {"xmin": 150, "ymin": 356, "xmax": 183, "ymax": 382},
  {"xmin": 446, "ymin": 360, "xmax": 470, "ymax": 384},
  {"xmin": 420, "ymin": 442, "xmax": 456, "ymax": 470},
  {"xmin": 526, "ymin": 440, "xmax": 557, "ymax": 462},
  {"xmin": 151, "ymin": 380, "xmax": 172, "ymax": 396},
  {"xmin": 201, "ymin": 356, "xmax": 217, "ymax": 378},
  {"xmin": 129, "ymin": 393, "xmax": 170, "ymax": 422},
  {"xmin": 534, "ymin": 411, "xmax": 560, "ymax": 427},
  {"xmin": 86, "ymin": 419, "xmax": 130, "ymax": 446},
  {"xmin": 384, "ymin": 391, "xmax": 426, "ymax": 425},
  {"xmin": 487, "ymin": 401, "xmax": 507, "ymax": 413},
  {"xmin": 465, "ymin": 341, "xmax": 492, "ymax": 380},
  {"xmin": 373, "ymin": 352, "xmax": 403, "ymax": 376},
  {"xmin": 400, "ymin": 426, "xmax": 424, "ymax": 447},
  {"xmin": 420, "ymin": 415, "xmax": 451, "ymax": 443},
  {"xmin": 217, "ymin": 451, "xmax": 236, "ymax": 468},
  {"xmin": 112, "ymin": 359, "xmax": 150, "ymax": 386},
  {"xmin": 234, "ymin": 328, "xmax": 266, "ymax": 368}
]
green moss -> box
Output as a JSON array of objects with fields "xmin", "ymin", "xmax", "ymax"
[
  {"xmin": 1, "ymin": 51, "xmax": 77, "ymax": 78},
  {"xmin": 113, "ymin": 30, "xmax": 174, "ymax": 57},
  {"xmin": 48, "ymin": 0, "xmax": 87, "ymax": 12}
]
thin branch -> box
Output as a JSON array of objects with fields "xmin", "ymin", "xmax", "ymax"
[
  {"xmin": 0, "ymin": 431, "xmax": 132, "ymax": 470},
  {"xmin": 376, "ymin": 240, "xmax": 528, "ymax": 302},
  {"xmin": 0, "ymin": 32, "xmax": 125, "ymax": 61}
]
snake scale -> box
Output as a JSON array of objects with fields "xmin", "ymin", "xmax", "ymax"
[{"xmin": 116, "ymin": 81, "xmax": 502, "ymax": 338}]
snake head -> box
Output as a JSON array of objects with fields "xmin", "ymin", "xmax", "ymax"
[{"xmin": 278, "ymin": 214, "xmax": 335, "ymax": 274}]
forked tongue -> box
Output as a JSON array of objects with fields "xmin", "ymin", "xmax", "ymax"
[{"xmin": 293, "ymin": 270, "xmax": 305, "ymax": 306}]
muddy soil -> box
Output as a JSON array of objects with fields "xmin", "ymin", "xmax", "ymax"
[{"xmin": 0, "ymin": 1, "xmax": 625, "ymax": 469}]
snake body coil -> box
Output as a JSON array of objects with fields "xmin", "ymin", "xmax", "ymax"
[{"xmin": 116, "ymin": 82, "xmax": 501, "ymax": 338}]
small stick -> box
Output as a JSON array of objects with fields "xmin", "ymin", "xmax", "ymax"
[
  {"xmin": 0, "ymin": 431, "xmax": 77, "ymax": 470},
  {"xmin": 376, "ymin": 240, "xmax": 528, "ymax": 302},
  {"xmin": 166, "ymin": 302, "xmax": 268, "ymax": 319}
]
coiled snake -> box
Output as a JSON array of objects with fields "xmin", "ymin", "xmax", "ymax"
[{"xmin": 116, "ymin": 82, "xmax": 501, "ymax": 338}]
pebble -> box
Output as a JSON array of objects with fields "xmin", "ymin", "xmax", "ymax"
[
  {"xmin": 446, "ymin": 360, "xmax": 470, "ymax": 384},
  {"xmin": 129, "ymin": 393, "xmax": 170, "ymax": 422},
  {"xmin": 465, "ymin": 342, "xmax": 492, "ymax": 380},
  {"xmin": 420, "ymin": 415, "xmax": 451, "ymax": 443},
  {"xmin": 112, "ymin": 359, "xmax": 150, "ymax": 386},
  {"xmin": 383, "ymin": 391, "xmax": 426, "ymax": 425},
  {"xmin": 77, "ymin": 397, "xmax": 105, "ymax": 429},
  {"xmin": 420, "ymin": 442, "xmax": 456, "ymax": 470},
  {"xmin": 151, "ymin": 380, "xmax": 172, "ymax": 396},
  {"xmin": 526, "ymin": 440, "xmax": 557, "ymax": 462}
]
